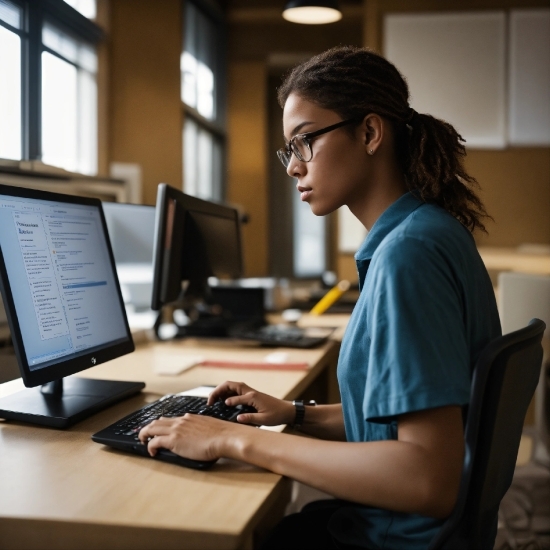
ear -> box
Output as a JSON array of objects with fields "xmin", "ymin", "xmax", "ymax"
[{"xmin": 361, "ymin": 114, "xmax": 384, "ymax": 155}]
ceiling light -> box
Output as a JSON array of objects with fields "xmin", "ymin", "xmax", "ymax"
[{"xmin": 282, "ymin": 1, "xmax": 342, "ymax": 25}]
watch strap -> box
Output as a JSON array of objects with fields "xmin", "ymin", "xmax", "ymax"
[{"xmin": 291, "ymin": 399, "xmax": 317, "ymax": 428}]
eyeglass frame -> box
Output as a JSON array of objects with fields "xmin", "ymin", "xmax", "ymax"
[{"xmin": 277, "ymin": 117, "xmax": 363, "ymax": 168}]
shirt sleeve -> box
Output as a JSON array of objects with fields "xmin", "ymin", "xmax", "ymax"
[{"xmin": 363, "ymin": 235, "xmax": 471, "ymax": 423}]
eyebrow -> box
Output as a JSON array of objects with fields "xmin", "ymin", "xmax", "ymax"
[{"xmin": 284, "ymin": 121, "xmax": 314, "ymax": 143}]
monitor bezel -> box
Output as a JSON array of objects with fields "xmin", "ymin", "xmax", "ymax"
[
  {"xmin": 151, "ymin": 183, "xmax": 243, "ymax": 311},
  {"xmin": 0, "ymin": 184, "xmax": 135, "ymax": 388}
]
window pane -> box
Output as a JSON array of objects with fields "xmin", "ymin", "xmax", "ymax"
[
  {"xmin": 182, "ymin": 1, "xmax": 217, "ymax": 121},
  {"xmin": 41, "ymin": 51, "xmax": 78, "ymax": 171},
  {"xmin": 79, "ymin": 42, "xmax": 97, "ymax": 73},
  {"xmin": 0, "ymin": 0, "xmax": 21, "ymax": 29},
  {"xmin": 78, "ymin": 69, "xmax": 97, "ymax": 175},
  {"xmin": 43, "ymin": 22, "xmax": 79, "ymax": 64},
  {"xmin": 197, "ymin": 127, "xmax": 213, "ymax": 198},
  {"xmin": 196, "ymin": 62, "xmax": 214, "ymax": 119},
  {"xmin": 293, "ymin": 191, "xmax": 326, "ymax": 277},
  {"xmin": 181, "ymin": 51, "xmax": 214, "ymax": 119},
  {"xmin": 183, "ymin": 118, "xmax": 198, "ymax": 196},
  {"xmin": 183, "ymin": 119, "xmax": 221, "ymax": 200},
  {"xmin": 41, "ymin": 23, "xmax": 98, "ymax": 175},
  {"xmin": 181, "ymin": 51, "xmax": 197, "ymax": 109},
  {"xmin": 0, "ymin": 25, "xmax": 21, "ymax": 160},
  {"xmin": 63, "ymin": 0, "xmax": 96, "ymax": 20}
]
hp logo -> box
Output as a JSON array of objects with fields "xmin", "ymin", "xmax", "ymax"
[{"xmin": 91, "ymin": 357, "xmax": 97, "ymax": 365}]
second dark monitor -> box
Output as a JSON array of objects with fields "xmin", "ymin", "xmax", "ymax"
[{"xmin": 151, "ymin": 183, "xmax": 243, "ymax": 310}]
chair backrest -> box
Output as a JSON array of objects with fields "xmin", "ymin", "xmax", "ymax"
[{"xmin": 428, "ymin": 318, "xmax": 545, "ymax": 550}]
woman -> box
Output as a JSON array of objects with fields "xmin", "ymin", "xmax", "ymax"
[{"xmin": 139, "ymin": 46, "xmax": 501, "ymax": 549}]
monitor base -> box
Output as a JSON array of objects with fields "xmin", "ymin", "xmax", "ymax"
[
  {"xmin": 154, "ymin": 307, "xmax": 231, "ymax": 340},
  {"xmin": 0, "ymin": 377, "xmax": 145, "ymax": 428}
]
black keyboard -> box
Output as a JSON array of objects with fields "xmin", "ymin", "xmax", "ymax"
[{"xmin": 92, "ymin": 395, "xmax": 256, "ymax": 469}]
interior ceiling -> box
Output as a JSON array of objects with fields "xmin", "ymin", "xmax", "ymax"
[{"xmin": 222, "ymin": 0, "xmax": 365, "ymax": 64}]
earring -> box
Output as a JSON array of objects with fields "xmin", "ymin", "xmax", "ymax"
[{"xmin": 369, "ymin": 149, "xmax": 374, "ymax": 155}]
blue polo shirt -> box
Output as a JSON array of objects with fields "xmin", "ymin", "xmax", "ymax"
[{"xmin": 329, "ymin": 192, "xmax": 501, "ymax": 549}]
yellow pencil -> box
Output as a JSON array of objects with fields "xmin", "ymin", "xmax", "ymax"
[{"xmin": 309, "ymin": 280, "xmax": 350, "ymax": 315}]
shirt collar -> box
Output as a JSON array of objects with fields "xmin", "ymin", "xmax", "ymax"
[
  {"xmin": 355, "ymin": 192, "xmax": 424, "ymax": 262},
  {"xmin": 354, "ymin": 192, "xmax": 423, "ymax": 289}
]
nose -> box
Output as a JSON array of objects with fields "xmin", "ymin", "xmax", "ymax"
[{"xmin": 286, "ymin": 153, "xmax": 305, "ymax": 179}]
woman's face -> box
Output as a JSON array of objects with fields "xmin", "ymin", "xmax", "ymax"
[{"xmin": 282, "ymin": 93, "xmax": 371, "ymax": 217}]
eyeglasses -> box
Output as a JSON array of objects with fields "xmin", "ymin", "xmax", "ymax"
[{"xmin": 277, "ymin": 117, "xmax": 361, "ymax": 168}]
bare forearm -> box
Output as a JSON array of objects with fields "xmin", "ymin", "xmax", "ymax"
[
  {"xmin": 297, "ymin": 403, "xmax": 346, "ymax": 441},
  {"xmin": 221, "ymin": 426, "xmax": 460, "ymax": 519}
]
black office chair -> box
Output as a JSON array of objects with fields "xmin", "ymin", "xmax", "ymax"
[{"xmin": 429, "ymin": 318, "xmax": 546, "ymax": 550}]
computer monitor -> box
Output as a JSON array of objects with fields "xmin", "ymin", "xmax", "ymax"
[
  {"xmin": 0, "ymin": 184, "xmax": 144, "ymax": 428},
  {"xmin": 102, "ymin": 201, "xmax": 155, "ymax": 311},
  {"xmin": 151, "ymin": 184, "xmax": 243, "ymax": 336}
]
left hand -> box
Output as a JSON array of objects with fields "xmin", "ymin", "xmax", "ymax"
[{"xmin": 138, "ymin": 414, "xmax": 236, "ymax": 462}]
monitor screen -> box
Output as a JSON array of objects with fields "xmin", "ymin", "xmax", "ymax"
[
  {"xmin": 151, "ymin": 184, "xmax": 243, "ymax": 310},
  {"xmin": 0, "ymin": 184, "xmax": 134, "ymax": 388},
  {"xmin": 102, "ymin": 202, "xmax": 155, "ymax": 265},
  {"xmin": 102, "ymin": 202, "xmax": 155, "ymax": 311}
]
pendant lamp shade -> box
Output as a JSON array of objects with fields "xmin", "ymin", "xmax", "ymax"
[{"xmin": 282, "ymin": 1, "xmax": 342, "ymax": 24}]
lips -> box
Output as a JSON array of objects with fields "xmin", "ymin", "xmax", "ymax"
[{"xmin": 296, "ymin": 183, "xmax": 312, "ymax": 201}]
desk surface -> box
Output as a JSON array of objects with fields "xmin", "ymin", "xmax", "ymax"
[
  {"xmin": 0, "ymin": 335, "xmax": 341, "ymax": 550},
  {"xmin": 478, "ymin": 246, "xmax": 550, "ymax": 275}
]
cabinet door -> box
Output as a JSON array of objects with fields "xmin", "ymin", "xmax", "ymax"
[
  {"xmin": 384, "ymin": 12, "xmax": 507, "ymax": 149},
  {"xmin": 509, "ymin": 9, "xmax": 550, "ymax": 146}
]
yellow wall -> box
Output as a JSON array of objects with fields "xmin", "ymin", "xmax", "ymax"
[
  {"xmin": 109, "ymin": 0, "xmax": 183, "ymax": 206},
  {"xmin": 468, "ymin": 149, "xmax": 550, "ymax": 246},
  {"xmin": 227, "ymin": 63, "xmax": 269, "ymax": 276}
]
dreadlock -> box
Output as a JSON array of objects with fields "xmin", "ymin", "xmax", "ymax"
[{"xmin": 277, "ymin": 45, "xmax": 490, "ymax": 233}]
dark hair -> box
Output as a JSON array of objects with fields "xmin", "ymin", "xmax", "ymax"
[{"xmin": 277, "ymin": 46, "xmax": 490, "ymax": 233}]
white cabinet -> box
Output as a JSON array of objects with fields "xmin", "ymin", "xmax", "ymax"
[{"xmin": 383, "ymin": 9, "xmax": 550, "ymax": 148}]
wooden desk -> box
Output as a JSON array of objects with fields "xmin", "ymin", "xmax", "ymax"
[{"xmin": 0, "ymin": 337, "xmax": 340, "ymax": 550}]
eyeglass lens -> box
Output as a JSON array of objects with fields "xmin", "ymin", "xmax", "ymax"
[
  {"xmin": 277, "ymin": 117, "xmax": 362, "ymax": 168},
  {"xmin": 277, "ymin": 136, "xmax": 312, "ymax": 168}
]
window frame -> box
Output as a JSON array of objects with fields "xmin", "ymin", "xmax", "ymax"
[{"xmin": 0, "ymin": 0, "xmax": 103, "ymax": 165}]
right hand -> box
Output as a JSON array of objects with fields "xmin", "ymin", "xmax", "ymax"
[{"xmin": 207, "ymin": 381, "xmax": 295, "ymax": 427}]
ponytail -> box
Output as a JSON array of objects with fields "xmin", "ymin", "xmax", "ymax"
[
  {"xmin": 399, "ymin": 110, "xmax": 490, "ymax": 233},
  {"xmin": 278, "ymin": 46, "xmax": 491, "ymax": 233}
]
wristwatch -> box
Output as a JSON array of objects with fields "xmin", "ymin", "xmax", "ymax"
[{"xmin": 291, "ymin": 399, "xmax": 317, "ymax": 428}]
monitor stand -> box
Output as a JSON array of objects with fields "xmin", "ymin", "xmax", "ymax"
[{"xmin": 0, "ymin": 377, "xmax": 145, "ymax": 428}]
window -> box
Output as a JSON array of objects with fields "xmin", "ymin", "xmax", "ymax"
[
  {"xmin": 42, "ymin": 23, "xmax": 97, "ymax": 174},
  {"xmin": 0, "ymin": 0, "xmax": 23, "ymax": 161},
  {"xmin": 293, "ymin": 191, "xmax": 327, "ymax": 277},
  {"xmin": 181, "ymin": 0, "xmax": 225, "ymax": 200},
  {"xmin": 0, "ymin": 0, "xmax": 102, "ymax": 174},
  {"xmin": 183, "ymin": 118, "xmax": 223, "ymax": 199}
]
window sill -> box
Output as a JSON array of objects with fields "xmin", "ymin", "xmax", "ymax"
[
  {"xmin": 0, "ymin": 159, "xmax": 131, "ymax": 202},
  {"xmin": 0, "ymin": 159, "xmax": 121, "ymax": 183}
]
